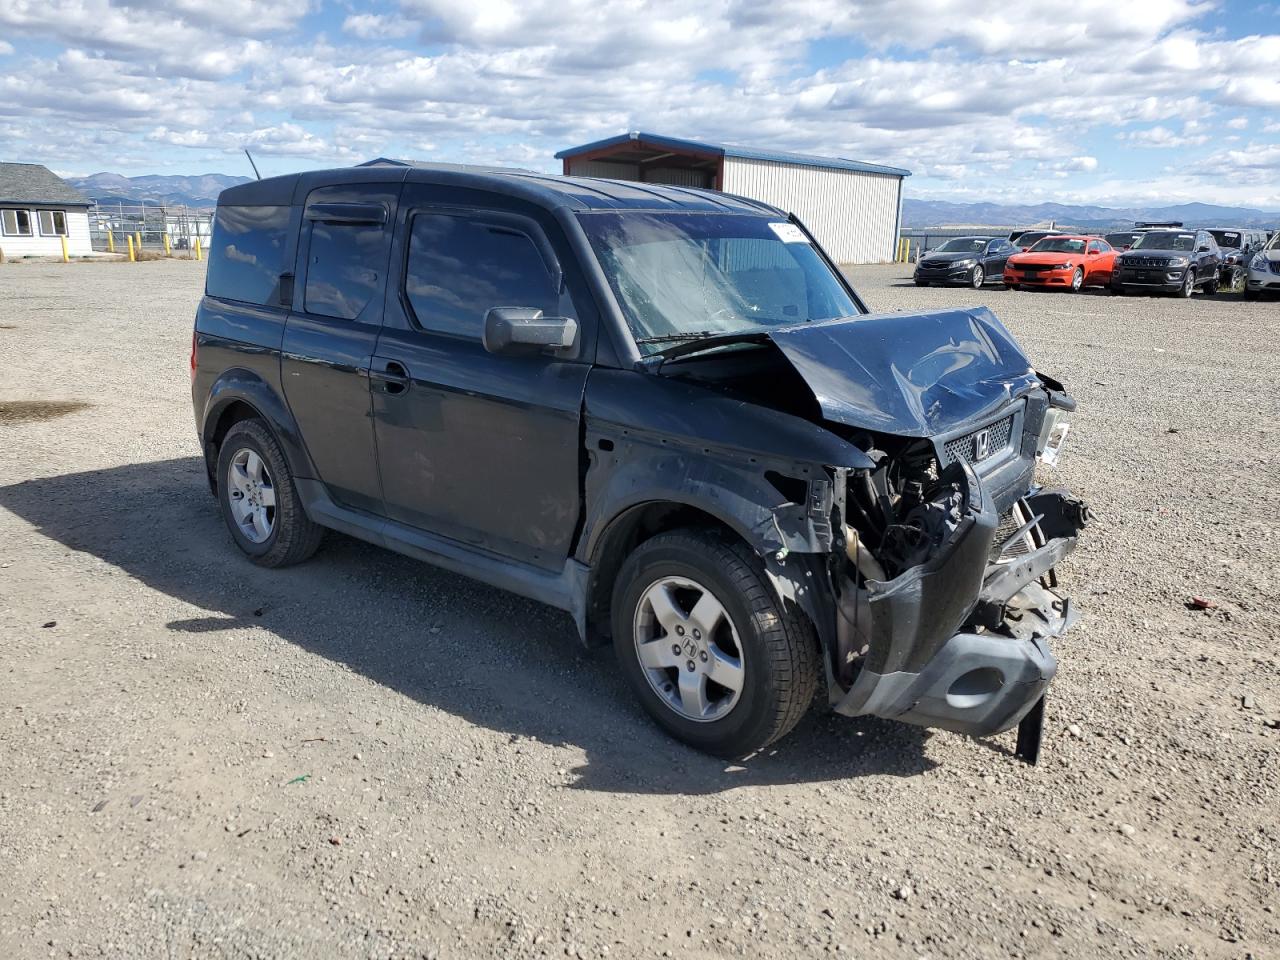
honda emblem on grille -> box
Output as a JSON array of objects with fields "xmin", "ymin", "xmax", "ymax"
[{"xmin": 973, "ymin": 428, "xmax": 992, "ymax": 461}]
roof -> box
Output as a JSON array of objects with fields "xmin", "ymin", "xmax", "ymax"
[
  {"xmin": 358, "ymin": 157, "xmax": 536, "ymax": 174},
  {"xmin": 555, "ymin": 131, "xmax": 911, "ymax": 178},
  {"xmin": 219, "ymin": 164, "xmax": 785, "ymax": 216},
  {"xmin": 0, "ymin": 162, "xmax": 91, "ymax": 206}
]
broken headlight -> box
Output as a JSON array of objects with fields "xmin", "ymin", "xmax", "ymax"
[{"xmin": 1037, "ymin": 407, "xmax": 1070, "ymax": 467}]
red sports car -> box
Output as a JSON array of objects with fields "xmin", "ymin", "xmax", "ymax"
[{"xmin": 1003, "ymin": 235, "xmax": 1117, "ymax": 292}]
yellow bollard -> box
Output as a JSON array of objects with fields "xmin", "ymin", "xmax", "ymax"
[
  {"xmin": 163, "ymin": 234, "xmax": 171, "ymax": 256},
  {"xmin": 60, "ymin": 236, "xmax": 69, "ymax": 262},
  {"xmin": 127, "ymin": 235, "xmax": 136, "ymax": 262},
  {"xmin": 107, "ymin": 231, "xmax": 115, "ymax": 253},
  {"xmin": 194, "ymin": 237, "xmax": 202, "ymax": 261}
]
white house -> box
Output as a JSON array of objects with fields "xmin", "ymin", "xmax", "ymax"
[
  {"xmin": 555, "ymin": 131, "xmax": 911, "ymax": 264},
  {"xmin": 0, "ymin": 162, "xmax": 93, "ymax": 259}
]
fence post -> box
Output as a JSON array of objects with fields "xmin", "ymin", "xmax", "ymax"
[{"xmin": 127, "ymin": 235, "xmax": 136, "ymax": 262}]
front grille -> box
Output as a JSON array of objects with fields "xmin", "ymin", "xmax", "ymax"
[
  {"xmin": 942, "ymin": 414, "xmax": 1014, "ymax": 467},
  {"xmin": 1270, "ymin": 260, "xmax": 1280, "ymax": 275},
  {"xmin": 1125, "ymin": 256, "xmax": 1171, "ymax": 268},
  {"xmin": 920, "ymin": 259, "xmax": 949, "ymax": 269}
]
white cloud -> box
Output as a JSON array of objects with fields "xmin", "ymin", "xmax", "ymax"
[
  {"xmin": 343, "ymin": 13, "xmax": 415, "ymax": 40},
  {"xmin": 1226, "ymin": 116, "xmax": 1249, "ymax": 129}
]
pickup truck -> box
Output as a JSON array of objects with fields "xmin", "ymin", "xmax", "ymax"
[{"xmin": 192, "ymin": 164, "xmax": 1087, "ymax": 760}]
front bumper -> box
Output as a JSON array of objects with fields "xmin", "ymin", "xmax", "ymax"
[
  {"xmin": 915, "ymin": 266, "xmax": 975, "ymax": 284},
  {"xmin": 1111, "ymin": 266, "xmax": 1188, "ymax": 292},
  {"xmin": 1004, "ymin": 268, "xmax": 1074, "ymax": 287},
  {"xmin": 833, "ymin": 478, "xmax": 1087, "ymax": 737},
  {"xmin": 1246, "ymin": 266, "xmax": 1280, "ymax": 294}
]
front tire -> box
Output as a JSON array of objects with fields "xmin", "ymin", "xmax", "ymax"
[
  {"xmin": 971, "ymin": 265, "xmax": 985, "ymax": 289},
  {"xmin": 612, "ymin": 530, "xmax": 820, "ymax": 758},
  {"xmin": 1180, "ymin": 269, "xmax": 1195, "ymax": 298},
  {"xmin": 216, "ymin": 419, "xmax": 323, "ymax": 567},
  {"xmin": 1070, "ymin": 267, "xmax": 1084, "ymax": 292}
]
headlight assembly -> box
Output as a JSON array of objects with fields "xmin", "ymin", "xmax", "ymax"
[
  {"xmin": 1252, "ymin": 253, "xmax": 1270, "ymax": 270},
  {"xmin": 954, "ymin": 259, "xmax": 977, "ymax": 268},
  {"xmin": 1168, "ymin": 257, "xmax": 1190, "ymax": 267},
  {"xmin": 1037, "ymin": 408, "xmax": 1070, "ymax": 467}
]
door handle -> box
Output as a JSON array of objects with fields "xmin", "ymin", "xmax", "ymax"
[{"xmin": 371, "ymin": 359, "xmax": 411, "ymax": 395}]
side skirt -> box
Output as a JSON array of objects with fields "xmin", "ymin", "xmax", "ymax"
[{"xmin": 294, "ymin": 478, "xmax": 591, "ymax": 643}]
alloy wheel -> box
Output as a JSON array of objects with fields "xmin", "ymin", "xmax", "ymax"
[
  {"xmin": 632, "ymin": 575, "xmax": 745, "ymax": 722},
  {"xmin": 1071, "ymin": 267, "xmax": 1084, "ymax": 292},
  {"xmin": 226, "ymin": 447, "xmax": 276, "ymax": 544},
  {"xmin": 971, "ymin": 265, "xmax": 984, "ymax": 289}
]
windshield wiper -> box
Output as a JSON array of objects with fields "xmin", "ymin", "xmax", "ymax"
[
  {"xmin": 633, "ymin": 331, "xmax": 730, "ymax": 345},
  {"xmin": 636, "ymin": 330, "xmax": 773, "ymax": 371}
]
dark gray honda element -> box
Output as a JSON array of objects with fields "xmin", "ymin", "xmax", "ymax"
[{"xmin": 192, "ymin": 164, "xmax": 1088, "ymax": 761}]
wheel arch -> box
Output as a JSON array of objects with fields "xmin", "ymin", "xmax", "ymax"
[
  {"xmin": 583, "ymin": 499, "xmax": 758, "ymax": 647},
  {"xmin": 200, "ymin": 370, "xmax": 315, "ymax": 493}
]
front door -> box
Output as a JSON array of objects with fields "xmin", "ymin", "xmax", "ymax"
[
  {"xmin": 371, "ymin": 193, "xmax": 592, "ymax": 571},
  {"xmin": 280, "ymin": 183, "xmax": 401, "ymax": 515}
]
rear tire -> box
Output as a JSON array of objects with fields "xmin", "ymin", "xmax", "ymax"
[
  {"xmin": 612, "ymin": 529, "xmax": 820, "ymax": 758},
  {"xmin": 216, "ymin": 419, "xmax": 323, "ymax": 568},
  {"xmin": 1204, "ymin": 276, "xmax": 1219, "ymax": 295}
]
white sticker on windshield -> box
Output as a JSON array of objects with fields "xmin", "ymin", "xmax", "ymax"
[{"xmin": 769, "ymin": 222, "xmax": 809, "ymax": 243}]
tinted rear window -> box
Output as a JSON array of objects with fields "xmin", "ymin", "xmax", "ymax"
[
  {"xmin": 206, "ymin": 205, "xmax": 291, "ymax": 306},
  {"xmin": 304, "ymin": 220, "xmax": 387, "ymax": 320}
]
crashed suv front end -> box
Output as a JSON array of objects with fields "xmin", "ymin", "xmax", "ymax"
[
  {"xmin": 826, "ymin": 391, "xmax": 1085, "ymax": 737},
  {"xmin": 756, "ymin": 309, "xmax": 1088, "ymax": 741}
]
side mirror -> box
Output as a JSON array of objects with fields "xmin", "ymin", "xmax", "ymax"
[
  {"xmin": 1197, "ymin": 244, "xmax": 1210, "ymax": 252},
  {"xmin": 483, "ymin": 307, "xmax": 577, "ymax": 356}
]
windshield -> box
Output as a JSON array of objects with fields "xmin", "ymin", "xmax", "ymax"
[
  {"xmin": 1029, "ymin": 237, "xmax": 1086, "ymax": 254},
  {"xmin": 1106, "ymin": 232, "xmax": 1140, "ymax": 248},
  {"xmin": 1132, "ymin": 231, "xmax": 1196, "ymax": 251},
  {"xmin": 1209, "ymin": 230, "xmax": 1241, "ymax": 248},
  {"xmin": 935, "ymin": 237, "xmax": 988, "ymax": 253},
  {"xmin": 1269, "ymin": 233, "xmax": 1280, "ymax": 251},
  {"xmin": 578, "ymin": 212, "xmax": 861, "ymax": 352},
  {"xmin": 1018, "ymin": 232, "xmax": 1054, "ymax": 246}
]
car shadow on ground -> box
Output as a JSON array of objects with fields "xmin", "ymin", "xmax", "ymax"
[{"xmin": 0, "ymin": 457, "xmax": 939, "ymax": 795}]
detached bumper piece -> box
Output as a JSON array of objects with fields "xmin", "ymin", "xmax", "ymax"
[{"xmin": 833, "ymin": 475, "xmax": 1087, "ymax": 752}]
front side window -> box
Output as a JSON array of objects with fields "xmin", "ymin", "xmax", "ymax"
[
  {"xmin": 37, "ymin": 210, "xmax": 67, "ymax": 236},
  {"xmin": 405, "ymin": 214, "xmax": 561, "ymax": 339},
  {"xmin": 577, "ymin": 212, "xmax": 860, "ymax": 351},
  {"xmin": 206, "ymin": 205, "xmax": 291, "ymax": 306},
  {"xmin": 1, "ymin": 209, "xmax": 32, "ymax": 236},
  {"xmin": 304, "ymin": 219, "xmax": 387, "ymax": 320}
]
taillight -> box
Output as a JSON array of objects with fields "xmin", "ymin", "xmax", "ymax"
[{"xmin": 190, "ymin": 331, "xmax": 198, "ymax": 382}]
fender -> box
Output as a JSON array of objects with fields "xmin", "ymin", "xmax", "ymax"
[{"xmin": 199, "ymin": 367, "xmax": 317, "ymax": 483}]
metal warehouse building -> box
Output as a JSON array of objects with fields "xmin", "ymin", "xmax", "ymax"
[{"xmin": 555, "ymin": 131, "xmax": 911, "ymax": 264}]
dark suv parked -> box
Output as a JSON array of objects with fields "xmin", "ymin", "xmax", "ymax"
[
  {"xmin": 913, "ymin": 236, "xmax": 1017, "ymax": 288},
  {"xmin": 1208, "ymin": 228, "xmax": 1266, "ymax": 288},
  {"xmin": 1111, "ymin": 229, "xmax": 1222, "ymax": 296},
  {"xmin": 193, "ymin": 165, "xmax": 1088, "ymax": 760}
]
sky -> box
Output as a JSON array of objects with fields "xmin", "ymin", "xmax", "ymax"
[{"xmin": 1, "ymin": 0, "xmax": 1279, "ymax": 208}]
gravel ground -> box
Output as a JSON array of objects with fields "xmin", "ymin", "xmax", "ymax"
[{"xmin": 0, "ymin": 259, "xmax": 1277, "ymax": 959}]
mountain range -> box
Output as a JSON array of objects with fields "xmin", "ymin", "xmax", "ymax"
[
  {"xmin": 65, "ymin": 173, "xmax": 252, "ymax": 208},
  {"xmin": 902, "ymin": 199, "xmax": 1280, "ymax": 229},
  {"xmin": 59, "ymin": 172, "xmax": 1280, "ymax": 227}
]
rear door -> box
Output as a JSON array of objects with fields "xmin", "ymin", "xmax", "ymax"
[
  {"xmin": 280, "ymin": 183, "xmax": 401, "ymax": 515},
  {"xmin": 984, "ymin": 239, "xmax": 1010, "ymax": 276},
  {"xmin": 371, "ymin": 187, "xmax": 595, "ymax": 570}
]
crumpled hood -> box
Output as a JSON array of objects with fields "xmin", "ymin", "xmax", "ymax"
[{"xmin": 767, "ymin": 308, "xmax": 1039, "ymax": 437}]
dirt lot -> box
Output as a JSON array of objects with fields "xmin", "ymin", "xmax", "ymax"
[{"xmin": 1, "ymin": 259, "xmax": 1277, "ymax": 959}]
